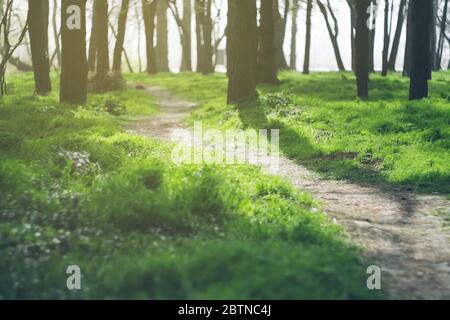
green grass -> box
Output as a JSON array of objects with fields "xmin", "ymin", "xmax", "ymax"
[
  {"xmin": 0, "ymin": 73, "xmax": 381, "ymax": 299},
  {"xmin": 126, "ymin": 71, "xmax": 450, "ymax": 194}
]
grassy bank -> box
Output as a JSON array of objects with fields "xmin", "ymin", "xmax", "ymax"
[
  {"xmin": 0, "ymin": 73, "xmax": 380, "ymax": 299},
  {"xmin": 127, "ymin": 71, "xmax": 450, "ymax": 194}
]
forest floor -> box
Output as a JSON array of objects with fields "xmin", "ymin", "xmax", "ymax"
[{"xmin": 127, "ymin": 83, "xmax": 450, "ymax": 299}]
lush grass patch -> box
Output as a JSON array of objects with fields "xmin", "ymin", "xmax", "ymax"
[
  {"xmin": 0, "ymin": 73, "xmax": 380, "ymax": 299},
  {"xmin": 126, "ymin": 71, "xmax": 450, "ymax": 194}
]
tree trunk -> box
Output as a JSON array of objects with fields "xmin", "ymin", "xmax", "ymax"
[
  {"xmin": 112, "ymin": 0, "xmax": 130, "ymax": 73},
  {"xmin": 28, "ymin": 0, "xmax": 52, "ymax": 95},
  {"xmin": 409, "ymin": 0, "xmax": 432, "ymax": 100},
  {"xmin": 403, "ymin": 0, "xmax": 413, "ymax": 76},
  {"xmin": 381, "ymin": 0, "xmax": 390, "ymax": 76},
  {"xmin": 273, "ymin": 0, "xmax": 289, "ymax": 70},
  {"xmin": 195, "ymin": 0, "xmax": 214, "ymax": 74},
  {"xmin": 289, "ymin": 0, "xmax": 298, "ymax": 70},
  {"xmin": 430, "ymin": 0, "xmax": 437, "ymax": 70},
  {"xmin": 302, "ymin": 0, "xmax": 312, "ymax": 74},
  {"xmin": 317, "ymin": 0, "xmax": 346, "ymax": 71},
  {"xmin": 436, "ymin": 0, "xmax": 448, "ymax": 69},
  {"xmin": 368, "ymin": 0, "xmax": 377, "ymax": 72},
  {"xmin": 347, "ymin": 0, "xmax": 356, "ymax": 71},
  {"xmin": 227, "ymin": 0, "xmax": 257, "ymax": 104},
  {"xmin": 258, "ymin": 0, "xmax": 278, "ymax": 84},
  {"xmin": 142, "ymin": 0, "xmax": 158, "ymax": 74},
  {"xmin": 87, "ymin": 0, "xmax": 97, "ymax": 72},
  {"xmin": 94, "ymin": 0, "xmax": 109, "ymax": 77},
  {"xmin": 156, "ymin": 0, "xmax": 169, "ymax": 72},
  {"xmin": 52, "ymin": 0, "xmax": 61, "ymax": 68},
  {"xmin": 387, "ymin": 0, "xmax": 407, "ymax": 71},
  {"xmin": 181, "ymin": 0, "xmax": 192, "ymax": 71},
  {"xmin": 355, "ymin": 0, "xmax": 370, "ymax": 98},
  {"xmin": 60, "ymin": 0, "xmax": 87, "ymax": 104}
]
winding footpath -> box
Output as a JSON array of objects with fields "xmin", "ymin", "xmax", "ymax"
[{"xmin": 126, "ymin": 84, "xmax": 450, "ymax": 299}]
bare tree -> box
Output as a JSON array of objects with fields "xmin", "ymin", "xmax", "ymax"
[
  {"xmin": 290, "ymin": 0, "xmax": 298, "ymax": 70},
  {"xmin": 303, "ymin": 0, "xmax": 313, "ymax": 74},
  {"xmin": 258, "ymin": 0, "xmax": 278, "ymax": 84},
  {"xmin": 317, "ymin": 0, "xmax": 346, "ymax": 71},
  {"xmin": 156, "ymin": 0, "xmax": 169, "ymax": 72},
  {"xmin": 0, "ymin": 0, "xmax": 29, "ymax": 95},
  {"xmin": 168, "ymin": 0, "xmax": 192, "ymax": 71},
  {"xmin": 142, "ymin": 0, "xmax": 157, "ymax": 74},
  {"xmin": 355, "ymin": 0, "xmax": 371, "ymax": 98},
  {"xmin": 112, "ymin": 0, "xmax": 130, "ymax": 73},
  {"xmin": 387, "ymin": 0, "xmax": 408, "ymax": 71}
]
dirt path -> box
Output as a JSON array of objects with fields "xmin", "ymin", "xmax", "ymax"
[{"xmin": 126, "ymin": 84, "xmax": 450, "ymax": 300}]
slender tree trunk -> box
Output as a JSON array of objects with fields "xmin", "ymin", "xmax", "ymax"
[
  {"xmin": 181, "ymin": 0, "xmax": 192, "ymax": 71},
  {"xmin": 347, "ymin": 0, "xmax": 356, "ymax": 71},
  {"xmin": 142, "ymin": 0, "xmax": 158, "ymax": 74},
  {"xmin": 94, "ymin": 0, "xmax": 109, "ymax": 77},
  {"xmin": 135, "ymin": 2, "xmax": 143, "ymax": 72},
  {"xmin": 195, "ymin": 0, "xmax": 213, "ymax": 74},
  {"xmin": 430, "ymin": 0, "xmax": 437, "ymax": 70},
  {"xmin": 368, "ymin": 0, "xmax": 377, "ymax": 72},
  {"xmin": 317, "ymin": 0, "xmax": 346, "ymax": 71},
  {"xmin": 403, "ymin": 0, "xmax": 412, "ymax": 76},
  {"xmin": 381, "ymin": 0, "xmax": 390, "ymax": 76},
  {"xmin": 112, "ymin": 0, "xmax": 130, "ymax": 73},
  {"xmin": 156, "ymin": 0, "xmax": 169, "ymax": 72},
  {"xmin": 302, "ymin": 0, "xmax": 312, "ymax": 74},
  {"xmin": 227, "ymin": 0, "xmax": 257, "ymax": 104},
  {"xmin": 60, "ymin": 0, "xmax": 87, "ymax": 104},
  {"xmin": 273, "ymin": 0, "xmax": 289, "ymax": 70},
  {"xmin": 355, "ymin": 0, "xmax": 370, "ymax": 98},
  {"xmin": 289, "ymin": 0, "xmax": 298, "ymax": 70},
  {"xmin": 436, "ymin": 0, "xmax": 448, "ymax": 69},
  {"xmin": 87, "ymin": 0, "xmax": 97, "ymax": 72},
  {"xmin": 28, "ymin": 0, "xmax": 52, "ymax": 95},
  {"xmin": 409, "ymin": 0, "xmax": 432, "ymax": 100},
  {"xmin": 387, "ymin": 0, "xmax": 407, "ymax": 71},
  {"xmin": 258, "ymin": 0, "xmax": 278, "ymax": 84},
  {"xmin": 52, "ymin": 0, "xmax": 61, "ymax": 68}
]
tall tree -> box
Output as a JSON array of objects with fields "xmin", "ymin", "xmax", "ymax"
[
  {"xmin": 94, "ymin": 0, "xmax": 109, "ymax": 77},
  {"xmin": 355, "ymin": 0, "xmax": 370, "ymax": 98},
  {"xmin": 156, "ymin": 0, "xmax": 169, "ymax": 72},
  {"xmin": 436, "ymin": 0, "xmax": 449, "ymax": 69},
  {"xmin": 51, "ymin": 0, "xmax": 61, "ymax": 68},
  {"xmin": 289, "ymin": 0, "xmax": 298, "ymax": 70},
  {"xmin": 112, "ymin": 0, "xmax": 130, "ymax": 73},
  {"xmin": 273, "ymin": 0, "xmax": 289, "ymax": 70},
  {"xmin": 409, "ymin": 0, "xmax": 433, "ymax": 100},
  {"xmin": 303, "ymin": 0, "xmax": 312, "ymax": 74},
  {"xmin": 195, "ymin": 0, "xmax": 214, "ymax": 74},
  {"xmin": 168, "ymin": 0, "xmax": 192, "ymax": 71},
  {"xmin": 87, "ymin": 0, "xmax": 97, "ymax": 72},
  {"xmin": 60, "ymin": 0, "xmax": 87, "ymax": 103},
  {"xmin": 381, "ymin": 0, "xmax": 391, "ymax": 76},
  {"xmin": 387, "ymin": 0, "xmax": 407, "ymax": 71},
  {"xmin": 317, "ymin": 0, "xmax": 346, "ymax": 71},
  {"xmin": 403, "ymin": 0, "xmax": 413, "ymax": 75},
  {"xmin": 368, "ymin": 0, "xmax": 378, "ymax": 72},
  {"xmin": 227, "ymin": 0, "xmax": 257, "ymax": 104},
  {"xmin": 142, "ymin": 0, "xmax": 158, "ymax": 74},
  {"xmin": 346, "ymin": 0, "xmax": 356, "ymax": 71},
  {"xmin": 28, "ymin": 0, "xmax": 52, "ymax": 95},
  {"xmin": 258, "ymin": 0, "xmax": 278, "ymax": 84}
]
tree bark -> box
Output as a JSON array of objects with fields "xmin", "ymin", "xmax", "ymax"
[
  {"xmin": 273, "ymin": 0, "xmax": 289, "ymax": 70},
  {"xmin": 195, "ymin": 0, "xmax": 213, "ymax": 74},
  {"xmin": 355, "ymin": 0, "xmax": 370, "ymax": 98},
  {"xmin": 60, "ymin": 0, "xmax": 87, "ymax": 104},
  {"xmin": 258, "ymin": 0, "xmax": 278, "ymax": 84},
  {"xmin": 403, "ymin": 0, "xmax": 412, "ymax": 76},
  {"xmin": 381, "ymin": 0, "xmax": 390, "ymax": 76},
  {"xmin": 387, "ymin": 0, "xmax": 407, "ymax": 71},
  {"xmin": 142, "ymin": 0, "xmax": 158, "ymax": 74},
  {"xmin": 289, "ymin": 0, "xmax": 298, "ymax": 70},
  {"xmin": 112, "ymin": 0, "xmax": 130, "ymax": 73},
  {"xmin": 302, "ymin": 0, "xmax": 312, "ymax": 74},
  {"xmin": 368, "ymin": 0, "xmax": 377, "ymax": 72},
  {"xmin": 409, "ymin": 0, "xmax": 432, "ymax": 100},
  {"xmin": 52, "ymin": 0, "xmax": 61, "ymax": 68},
  {"xmin": 87, "ymin": 0, "xmax": 97, "ymax": 72},
  {"xmin": 181, "ymin": 0, "xmax": 192, "ymax": 71},
  {"xmin": 156, "ymin": 0, "xmax": 169, "ymax": 72},
  {"xmin": 347, "ymin": 0, "xmax": 356, "ymax": 71},
  {"xmin": 28, "ymin": 0, "xmax": 52, "ymax": 95},
  {"xmin": 94, "ymin": 0, "xmax": 109, "ymax": 77},
  {"xmin": 227, "ymin": 0, "xmax": 257, "ymax": 104}
]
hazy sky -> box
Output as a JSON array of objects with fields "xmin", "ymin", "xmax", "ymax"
[{"xmin": 12, "ymin": 0, "xmax": 450, "ymax": 72}]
